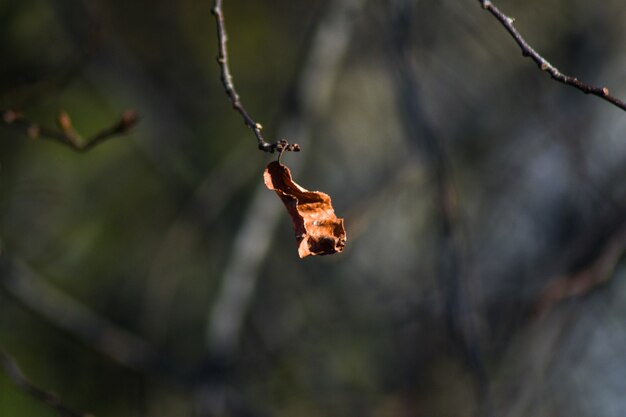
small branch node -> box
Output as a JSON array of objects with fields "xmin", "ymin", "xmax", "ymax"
[
  {"xmin": 56, "ymin": 111, "xmax": 73, "ymax": 132},
  {"xmin": 115, "ymin": 110, "xmax": 139, "ymax": 133}
]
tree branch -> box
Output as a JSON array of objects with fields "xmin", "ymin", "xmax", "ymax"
[
  {"xmin": 211, "ymin": 0, "xmax": 301, "ymax": 154},
  {"xmin": 0, "ymin": 347, "xmax": 91, "ymax": 417},
  {"xmin": 478, "ymin": 0, "xmax": 626, "ymax": 112},
  {"xmin": 1, "ymin": 109, "xmax": 138, "ymax": 152}
]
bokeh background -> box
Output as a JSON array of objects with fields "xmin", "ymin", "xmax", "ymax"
[{"xmin": 2, "ymin": 0, "xmax": 626, "ymax": 416}]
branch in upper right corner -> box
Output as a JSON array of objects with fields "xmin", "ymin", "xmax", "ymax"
[{"xmin": 478, "ymin": 0, "xmax": 626, "ymax": 112}]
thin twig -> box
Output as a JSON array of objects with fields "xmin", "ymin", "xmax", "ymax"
[
  {"xmin": 211, "ymin": 0, "xmax": 301, "ymax": 154},
  {"xmin": 478, "ymin": 0, "xmax": 626, "ymax": 112},
  {"xmin": 1, "ymin": 109, "xmax": 138, "ymax": 152},
  {"xmin": 0, "ymin": 347, "xmax": 90, "ymax": 417}
]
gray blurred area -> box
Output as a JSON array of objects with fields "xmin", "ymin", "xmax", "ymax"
[{"xmin": 1, "ymin": 0, "xmax": 626, "ymax": 416}]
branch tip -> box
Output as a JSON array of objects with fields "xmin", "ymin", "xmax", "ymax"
[{"xmin": 116, "ymin": 110, "xmax": 139, "ymax": 132}]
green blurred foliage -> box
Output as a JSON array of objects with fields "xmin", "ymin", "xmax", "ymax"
[{"xmin": 2, "ymin": 0, "xmax": 626, "ymax": 416}]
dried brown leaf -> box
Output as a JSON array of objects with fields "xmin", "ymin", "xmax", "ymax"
[{"xmin": 264, "ymin": 161, "xmax": 346, "ymax": 258}]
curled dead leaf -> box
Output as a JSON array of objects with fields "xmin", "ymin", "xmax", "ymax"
[{"xmin": 264, "ymin": 161, "xmax": 346, "ymax": 258}]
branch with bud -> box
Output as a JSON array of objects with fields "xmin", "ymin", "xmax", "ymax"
[{"xmin": 1, "ymin": 109, "xmax": 138, "ymax": 152}]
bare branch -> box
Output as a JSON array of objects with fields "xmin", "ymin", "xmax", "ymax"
[
  {"xmin": 1, "ymin": 109, "xmax": 138, "ymax": 152},
  {"xmin": 478, "ymin": 0, "xmax": 626, "ymax": 112},
  {"xmin": 0, "ymin": 347, "xmax": 91, "ymax": 417},
  {"xmin": 211, "ymin": 0, "xmax": 301, "ymax": 154}
]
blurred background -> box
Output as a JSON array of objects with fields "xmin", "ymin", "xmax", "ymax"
[{"xmin": 2, "ymin": 0, "xmax": 626, "ymax": 416}]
